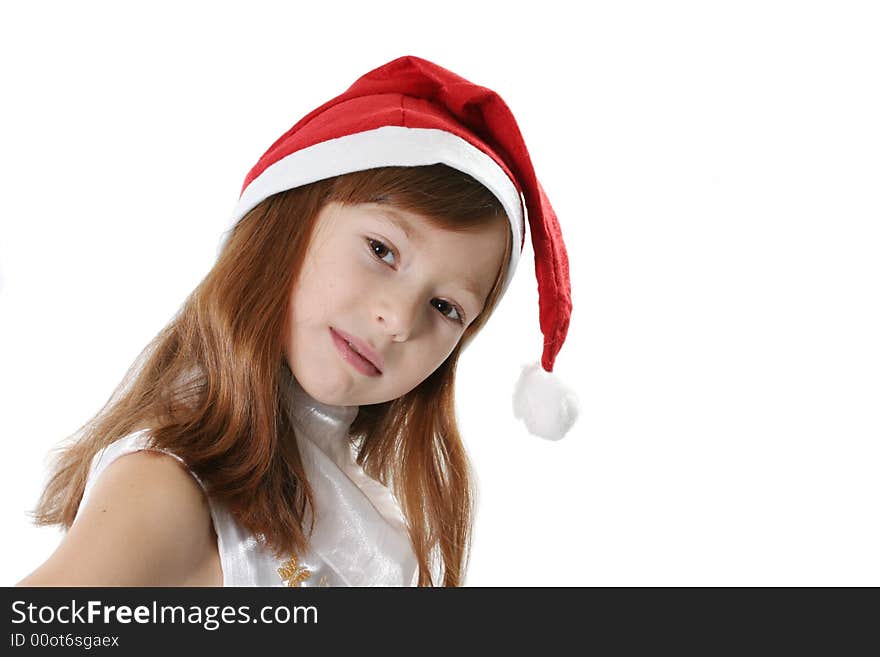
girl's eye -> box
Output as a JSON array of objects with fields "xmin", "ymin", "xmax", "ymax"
[
  {"xmin": 432, "ymin": 299, "xmax": 464, "ymax": 325},
  {"xmin": 367, "ymin": 238, "xmax": 396, "ymax": 266}
]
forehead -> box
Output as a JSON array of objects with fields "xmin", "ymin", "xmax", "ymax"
[
  {"xmin": 337, "ymin": 202, "xmax": 506, "ymax": 244},
  {"xmin": 369, "ymin": 205, "xmax": 423, "ymax": 243}
]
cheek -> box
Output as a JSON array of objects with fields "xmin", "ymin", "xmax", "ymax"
[
  {"xmin": 288, "ymin": 279, "xmax": 323, "ymax": 325},
  {"xmin": 291, "ymin": 256, "xmax": 344, "ymax": 318},
  {"xmin": 433, "ymin": 339, "xmax": 459, "ymax": 370},
  {"xmin": 409, "ymin": 333, "xmax": 459, "ymax": 379}
]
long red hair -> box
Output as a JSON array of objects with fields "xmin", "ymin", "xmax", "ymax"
[{"xmin": 30, "ymin": 164, "xmax": 512, "ymax": 586}]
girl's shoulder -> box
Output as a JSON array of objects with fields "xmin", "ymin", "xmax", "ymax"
[{"xmin": 18, "ymin": 434, "xmax": 221, "ymax": 586}]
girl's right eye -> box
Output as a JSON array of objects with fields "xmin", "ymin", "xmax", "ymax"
[{"xmin": 367, "ymin": 238, "xmax": 396, "ymax": 266}]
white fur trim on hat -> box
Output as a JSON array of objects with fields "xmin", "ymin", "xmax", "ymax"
[{"xmin": 219, "ymin": 125, "xmax": 525, "ymax": 296}]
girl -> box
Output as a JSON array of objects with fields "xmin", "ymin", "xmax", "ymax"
[{"xmin": 17, "ymin": 55, "xmax": 575, "ymax": 587}]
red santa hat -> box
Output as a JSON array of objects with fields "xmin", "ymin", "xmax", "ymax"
[{"xmin": 220, "ymin": 55, "xmax": 577, "ymax": 440}]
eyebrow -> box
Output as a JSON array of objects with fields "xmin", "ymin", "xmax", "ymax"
[
  {"xmin": 371, "ymin": 207, "xmax": 487, "ymax": 309},
  {"xmin": 373, "ymin": 207, "xmax": 419, "ymax": 243}
]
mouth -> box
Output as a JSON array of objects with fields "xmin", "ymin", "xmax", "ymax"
[{"xmin": 329, "ymin": 327, "xmax": 383, "ymax": 376}]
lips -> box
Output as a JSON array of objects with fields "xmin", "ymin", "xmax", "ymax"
[{"xmin": 330, "ymin": 327, "xmax": 384, "ymax": 375}]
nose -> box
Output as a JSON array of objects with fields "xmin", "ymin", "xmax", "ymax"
[{"xmin": 374, "ymin": 291, "xmax": 420, "ymax": 341}]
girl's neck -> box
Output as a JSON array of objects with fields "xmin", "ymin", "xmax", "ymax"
[{"xmin": 281, "ymin": 366, "xmax": 359, "ymax": 469}]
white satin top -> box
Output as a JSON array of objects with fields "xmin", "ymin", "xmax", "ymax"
[{"xmin": 74, "ymin": 376, "xmax": 419, "ymax": 587}]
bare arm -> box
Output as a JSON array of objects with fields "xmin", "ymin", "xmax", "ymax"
[{"xmin": 17, "ymin": 450, "xmax": 220, "ymax": 587}]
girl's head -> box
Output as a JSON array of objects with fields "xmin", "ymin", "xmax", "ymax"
[
  {"xmin": 283, "ymin": 167, "xmax": 510, "ymax": 407},
  {"xmin": 219, "ymin": 163, "xmax": 513, "ymax": 410}
]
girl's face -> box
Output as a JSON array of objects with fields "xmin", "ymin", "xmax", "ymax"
[{"xmin": 284, "ymin": 201, "xmax": 509, "ymax": 407}]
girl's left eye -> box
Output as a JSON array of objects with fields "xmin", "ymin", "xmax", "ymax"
[
  {"xmin": 367, "ymin": 238, "xmax": 396, "ymax": 266},
  {"xmin": 432, "ymin": 299, "xmax": 464, "ymax": 324}
]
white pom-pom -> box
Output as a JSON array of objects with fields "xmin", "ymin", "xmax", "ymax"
[{"xmin": 512, "ymin": 363, "xmax": 579, "ymax": 440}]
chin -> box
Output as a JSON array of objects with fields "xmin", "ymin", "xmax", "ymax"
[
  {"xmin": 310, "ymin": 386, "xmax": 355, "ymax": 407},
  {"xmin": 292, "ymin": 365, "xmax": 354, "ymax": 407}
]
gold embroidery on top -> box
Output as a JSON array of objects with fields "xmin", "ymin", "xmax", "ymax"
[{"xmin": 277, "ymin": 554, "xmax": 311, "ymax": 587}]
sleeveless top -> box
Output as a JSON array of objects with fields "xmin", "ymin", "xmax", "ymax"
[{"xmin": 73, "ymin": 375, "xmax": 419, "ymax": 587}]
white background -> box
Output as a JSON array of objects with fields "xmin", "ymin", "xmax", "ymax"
[{"xmin": 1, "ymin": 1, "xmax": 878, "ymax": 586}]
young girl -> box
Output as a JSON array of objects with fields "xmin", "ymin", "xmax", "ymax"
[{"xmin": 17, "ymin": 55, "xmax": 575, "ymax": 587}]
